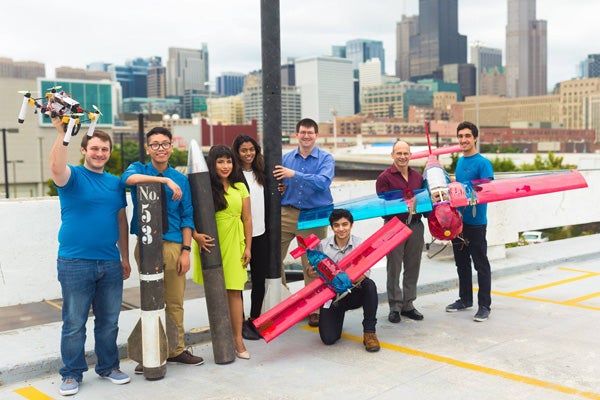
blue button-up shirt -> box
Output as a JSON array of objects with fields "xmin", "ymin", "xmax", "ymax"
[
  {"xmin": 122, "ymin": 162, "xmax": 194, "ymax": 244},
  {"xmin": 281, "ymin": 146, "xmax": 334, "ymax": 209}
]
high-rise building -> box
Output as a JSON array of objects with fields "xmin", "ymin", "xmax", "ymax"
[
  {"xmin": 242, "ymin": 72, "xmax": 301, "ymax": 137},
  {"xmin": 281, "ymin": 60, "xmax": 296, "ymax": 86},
  {"xmin": 108, "ymin": 57, "xmax": 162, "ymax": 99},
  {"xmin": 345, "ymin": 39, "xmax": 385, "ymax": 76},
  {"xmin": 147, "ymin": 66, "xmax": 167, "ymax": 98},
  {"xmin": 505, "ymin": 0, "xmax": 547, "ymax": 97},
  {"xmin": 470, "ymin": 45, "xmax": 502, "ymax": 72},
  {"xmin": 408, "ymin": 0, "xmax": 467, "ymax": 80},
  {"xmin": 216, "ymin": 72, "xmax": 245, "ymax": 96},
  {"xmin": 295, "ymin": 56, "xmax": 354, "ymax": 122},
  {"xmin": 395, "ymin": 15, "xmax": 418, "ymax": 81},
  {"xmin": 167, "ymin": 46, "xmax": 209, "ymax": 97},
  {"xmin": 359, "ymin": 59, "xmax": 383, "ymax": 88},
  {"xmin": 442, "ymin": 63, "xmax": 476, "ymax": 100},
  {"xmin": 581, "ymin": 54, "xmax": 600, "ymax": 78}
]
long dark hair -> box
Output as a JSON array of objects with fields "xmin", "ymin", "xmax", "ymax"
[
  {"xmin": 207, "ymin": 145, "xmax": 242, "ymax": 212},
  {"xmin": 231, "ymin": 135, "xmax": 266, "ymax": 186}
]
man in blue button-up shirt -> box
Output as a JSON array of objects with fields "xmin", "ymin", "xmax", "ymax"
[{"xmin": 273, "ymin": 118, "xmax": 335, "ymax": 327}]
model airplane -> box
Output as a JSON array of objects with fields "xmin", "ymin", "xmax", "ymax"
[
  {"xmin": 290, "ymin": 234, "xmax": 353, "ymax": 300},
  {"xmin": 298, "ymin": 122, "xmax": 589, "ymax": 241},
  {"xmin": 252, "ymin": 217, "xmax": 412, "ymax": 342},
  {"xmin": 17, "ymin": 86, "xmax": 102, "ymax": 146}
]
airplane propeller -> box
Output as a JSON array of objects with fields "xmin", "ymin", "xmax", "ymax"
[{"xmin": 91, "ymin": 104, "xmax": 103, "ymax": 115}]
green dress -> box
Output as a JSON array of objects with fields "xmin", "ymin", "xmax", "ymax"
[{"xmin": 192, "ymin": 182, "xmax": 249, "ymax": 290}]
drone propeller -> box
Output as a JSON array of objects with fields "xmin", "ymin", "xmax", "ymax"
[
  {"xmin": 92, "ymin": 105, "xmax": 103, "ymax": 115},
  {"xmin": 46, "ymin": 85, "xmax": 63, "ymax": 92},
  {"xmin": 18, "ymin": 90, "xmax": 38, "ymax": 95}
]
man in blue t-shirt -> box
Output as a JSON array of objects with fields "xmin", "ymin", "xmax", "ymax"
[
  {"xmin": 446, "ymin": 121, "xmax": 494, "ymax": 322},
  {"xmin": 50, "ymin": 117, "xmax": 131, "ymax": 396}
]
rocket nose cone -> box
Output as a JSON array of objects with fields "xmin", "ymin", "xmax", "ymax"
[{"xmin": 187, "ymin": 140, "xmax": 208, "ymax": 174}]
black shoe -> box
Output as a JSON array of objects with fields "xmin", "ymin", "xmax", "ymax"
[
  {"xmin": 242, "ymin": 319, "xmax": 262, "ymax": 340},
  {"xmin": 445, "ymin": 299, "xmax": 473, "ymax": 312},
  {"xmin": 388, "ymin": 311, "xmax": 401, "ymax": 323},
  {"xmin": 401, "ymin": 309, "xmax": 424, "ymax": 321},
  {"xmin": 473, "ymin": 306, "xmax": 491, "ymax": 322},
  {"xmin": 134, "ymin": 363, "xmax": 143, "ymax": 375}
]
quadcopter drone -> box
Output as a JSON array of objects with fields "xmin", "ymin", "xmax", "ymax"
[{"xmin": 17, "ymin": 86, "xmax": 102, "ymax": 146}]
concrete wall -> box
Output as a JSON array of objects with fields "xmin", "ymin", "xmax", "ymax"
[{"xmin": 0, "ymin": 171, "xmax": 598, "ymax": 307}]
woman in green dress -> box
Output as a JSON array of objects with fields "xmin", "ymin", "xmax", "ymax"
[{"xmin": 202, "ymin": 145, "xmax": 252, "ymax": 359}]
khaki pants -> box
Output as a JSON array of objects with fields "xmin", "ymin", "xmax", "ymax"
[
  {"xmin": 280, "ymin": 206, "xmax": 328, "ymax": 297},
  {"xmin": 135, "ymin": 240, "xmax": 186, "ymax": 357}
]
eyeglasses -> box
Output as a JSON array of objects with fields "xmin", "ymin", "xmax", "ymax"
[
  {"xmin": 148, "ymin": 142, "xmax": 172, "ymax": 151},
  {"xmin": 298, "ymin": 131, "xmax": 316, "ymax": 136}
]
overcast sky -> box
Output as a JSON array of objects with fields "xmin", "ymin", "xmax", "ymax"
[{"xmin": 2, "ymin": 0, "xmax": 597, "ymax": 91}]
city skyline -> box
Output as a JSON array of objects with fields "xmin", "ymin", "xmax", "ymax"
[{"xmin": 1, "ymin": 0, "xmax": 598, "ymax": 91}]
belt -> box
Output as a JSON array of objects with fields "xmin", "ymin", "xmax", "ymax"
[
  {"xmin": 399, "ymin": 215, "xmax": 422, "ymax": 225},
  {"xmin": 283, "ymin": 205, "xmax": 303, "ymax": 211}
]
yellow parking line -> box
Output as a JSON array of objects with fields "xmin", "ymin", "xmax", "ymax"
[
  {"xmin": 44, "ymin": 300, "xmax": 62, "ymax": 311},
  {"xmin": 564, "ymin": 291, "xmax": 600, "ymax": 305},
  {"xmin": 505, "ymin": 271, "xmax": 597, "ymax": 296},
  {"xmin": 13, "ymin": 386, "xmax": 54, "ymax": 399},
  {"xmin": 491, "ymin": 291, "xmax": 600, "ymax": 311},
  {"xmin": 328, "ymin": 329, "xmax": 600, "ymax": 400}
]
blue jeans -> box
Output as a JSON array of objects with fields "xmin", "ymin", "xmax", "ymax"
[{"xmin": 57, "ymin": 258, "xmax": 123, "ymax": 381}]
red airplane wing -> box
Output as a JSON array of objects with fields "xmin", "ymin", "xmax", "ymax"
[
  {"xmin": 253, "ymin": 218, "xmax": 412, "ymax": 342},
  {"xmin": 471, "ymin": 170, "xmax": 588, "ymax": 205},
  {"xmin": 410, "ymin": 144, "xmax": 462, "ymax": 160}
]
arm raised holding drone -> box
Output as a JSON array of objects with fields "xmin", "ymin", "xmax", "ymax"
[{"xmin": 49, "ymin": 116, "xmax": 71, "ymax": 187}]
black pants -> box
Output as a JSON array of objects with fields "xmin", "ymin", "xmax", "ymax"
[
  {"xmin": 249, "ymin": 232, "xmax": 269, "ymax": 319},
  {"xmin": 451, "ymin": 224, "xmax": 492, "ymax": 309},
  {"xmin": 319, "ymin": 277, "xmax": 378, "ymax": 345}
]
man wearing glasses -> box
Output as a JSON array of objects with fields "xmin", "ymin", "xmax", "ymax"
[
  {"xmin": 273, "ymin": 118, "xmax": 335, "ymax": 327},
  {"xmin": 122, "ymin": 127, "xmax": 204, "ymax": 373}
]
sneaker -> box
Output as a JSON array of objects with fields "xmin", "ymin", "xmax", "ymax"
[
  {"xmin": 473, "ymin": 306, "xmax": 491, "ymax": 322},
  {"xmin": 103, "ymin": 369, "xmax": 131, "ymax": 385},
  {"xmin": 363, "ymin": 332, "xmax": 381, "ymax": 352},
  {"xmin": 445, "ymin": 299, "xmax": 473, "ymax": 312},
  {"xmin": 134, "ymin": 363, "xmax": 143, "ymax": 375},
  {"xmin": 59, "ymin": 378, "xmax": 79, "ymax": 396},
  {"xmin": 167, "ymin": 348, "xmax": 205, "ymax": 365},
  {"xmin": 388, "ymin": 311, "xmax": 401, "ymax": 323}
]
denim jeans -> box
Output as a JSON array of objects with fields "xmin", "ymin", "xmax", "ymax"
[{"xmin": 57, "ymin": 257, "xmax": 123, "ymax": 381}]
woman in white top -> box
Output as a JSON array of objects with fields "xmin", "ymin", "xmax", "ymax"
[{"xmin": 232, "ymin": 135, "xmax": 269, "ymax": 339}]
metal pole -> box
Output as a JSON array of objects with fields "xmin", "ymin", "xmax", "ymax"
[
  {"xmin": 138, "ymin": 113, "xmax": 145, "ymax": 162},
  {"xmin": 261, "ymin": 0, "xmax": 283, "ymax": 309},
  {"xmin": 2, "ymin": 129, "xmax": 9, "ymax": 199}
]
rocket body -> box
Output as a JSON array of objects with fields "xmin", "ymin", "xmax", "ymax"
[
  {"xmin": 127, "ymin": 183, "xmax": 177, "ymax": 380},
  {"xmin": 187, "ymin": 140, "xmax": 235, "ymax": 364}
]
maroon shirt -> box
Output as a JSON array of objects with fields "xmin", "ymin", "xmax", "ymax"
[{"xmin": 376, "ymin": 165, "xmax": 424, "ymax": 223}]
